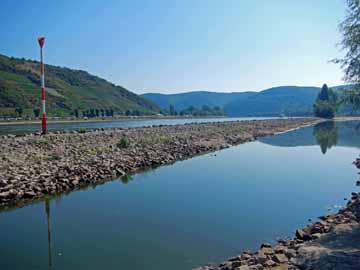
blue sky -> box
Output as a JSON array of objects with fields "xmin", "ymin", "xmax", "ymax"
[{"xmin": 0, "ymin": 0, "xmax": 346, "ymax": 94}]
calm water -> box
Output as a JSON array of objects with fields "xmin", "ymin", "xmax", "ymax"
[
  {"xmin": 0, "ymin": 117, "xmax": 280, "ymax": 135},
  {"xmin": 0, "ymin": 121, "xmax": 359, "ymax": 270}
]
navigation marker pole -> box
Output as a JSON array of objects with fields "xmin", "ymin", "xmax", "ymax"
[{"xmin": 38, "ymin": 36, "xmax": 47, "ymax": 134}]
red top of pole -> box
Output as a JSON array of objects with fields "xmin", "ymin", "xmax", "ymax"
[{"xmin": 38, "ymin": 37, "xmax": 45, "ymax": 48}]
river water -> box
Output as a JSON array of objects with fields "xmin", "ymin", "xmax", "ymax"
[
  {"xmin": 0, "ymin": 117, "xmax": 280, "ymax": 135},
  {"xmin": 0, "ymin": 120, "xmax": 359, "ymax": 270}
]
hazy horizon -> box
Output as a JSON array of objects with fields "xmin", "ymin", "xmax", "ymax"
[{"xmin": 1, "ymin": 0, "xmax": 346, "ymax": 94}]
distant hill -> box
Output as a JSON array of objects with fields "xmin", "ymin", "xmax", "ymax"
[
  {"xmin": 143, "ymin": 91, "xmax": 256, "ymax": 112},
  {"xmin": 0, "ymin": 54, "xmax": 159, "ymax": 117},
  {"xmin": 143, "ymin": 85, "xmax": 352, "ymax": 117},
  {"xmin": 225, "ymin": 86, "xmax": 319, "ymax": 116}
]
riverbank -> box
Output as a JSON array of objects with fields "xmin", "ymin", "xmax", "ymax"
[
  {"xmin": 0, "ymin": 118, "xmax": 321, "ymax": 210},
  {"xmin": 195, "ymin": 167, "xmax": 360, "ymax": 270},
  {"xmin": 0, "ymin": 115, "xmax": 227, "ymax": 126},
  {"xmin": 0, "ymin": 115, "xmax": 358, "ymax": 127}
]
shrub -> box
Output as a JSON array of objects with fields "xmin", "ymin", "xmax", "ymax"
[
  {"xmin": 47, "ymin": 153, "xmax": 61, "ymax": 161},
  {"xmin": 78, "ymin": 127, "xmax": 87, "ymax": 133},
  {"xmin": 117, "ymin": 136, "xmax": 130, "ymax": 148},
  {"xmin": 35, "ymin": 138, "xmax": 48, "ymax": 146}
]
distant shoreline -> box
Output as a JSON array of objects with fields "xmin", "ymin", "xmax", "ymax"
[
  {"xmin": 0, "ymin": 115, "xmax": 228, "ymax": 126},
  {"xmin": 0, "ymin": 115, "xmax": 359, "ymax": 127}
]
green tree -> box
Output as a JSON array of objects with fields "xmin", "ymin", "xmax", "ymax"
[
  {"xmin": 15, "ymin": 107, "xmax": 23, "ymax": 117},
  {"xmin": 318, "ymin": 84, "xmax": 330, "ymax": 101},
  {"xmin": 334, "ymin": 0, "xmax": 360, "ymax": 110},
  {"xmin": 74, "ymin": 109, "xmax": 79, "ymax": 118},
  {"xmin": 169, "ymin": 105, "xmax": 176, "ymax": 116},
  {"xmin": 33, "ymin": 108, "xmax": 41, "ymax": 118},
  {"xmin": 313, "ymin": 84, "xmax": 337, "ymax": 119}
]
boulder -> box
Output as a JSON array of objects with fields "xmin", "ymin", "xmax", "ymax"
[
  {"xmin": 272, "ymin": 253, "xmax": 288, "ymax": 264},
  {"xmin": 295, "ymin": 229, "xmax": 312, "ymax": 241}
]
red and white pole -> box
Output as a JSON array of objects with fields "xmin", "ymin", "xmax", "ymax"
[{"xmin": 38, "ymin": 36, "xmax": 47, "ymax": 134}]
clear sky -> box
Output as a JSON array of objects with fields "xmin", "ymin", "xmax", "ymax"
[{"xmin": 0, "ymin": 0, "xmax": 346, "ymax": 94}]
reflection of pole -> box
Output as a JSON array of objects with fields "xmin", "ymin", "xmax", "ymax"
[{"xmin": 45, "ymin": 199, "xmax": 52, "ymax": 270}]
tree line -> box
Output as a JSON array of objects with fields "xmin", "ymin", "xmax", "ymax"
[
  {"xmin": 76, "ymin": 108, "xmax": 114, "ymax": 118},
  {"xmin": 324, "ymin": 0, "xmax": 360, "ymax": 116},
  {"xmin": 314, "ymin": 0, "xmax": 360, "ymax": 118},
  {"xmin": 161, "ymin": 105, "xmax": 226, "ymax": 117}
]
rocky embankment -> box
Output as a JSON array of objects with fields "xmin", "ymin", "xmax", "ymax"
[
  {"xmin": 0, "ymin": 118, "xmax": 320, "ymax": 209},
  {"xmin": 195, "ymin": 166, "xmax": 360, "ymax": 270}
]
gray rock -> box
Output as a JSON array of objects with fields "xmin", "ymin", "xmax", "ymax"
[
  {"xmin": 272, "ymin": 253, "xmax": 288, "ymax": 264},
  {"xmin": 296, "ymin": 229, "xmax": 312, "ymax": 241}
]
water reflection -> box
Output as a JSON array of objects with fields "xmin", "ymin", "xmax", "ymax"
[
  {"xmin": 1, "ymin": 121, "xmax": 359, "ymax": 270},
  {"xmin": 120, "ymin": 174, "xmax": 133, "ymax": 184},
  {"xmin": 45, "ymin": 200, "xmax": 53, "ymax": 270},
  {"xmin": 313, "ymin": 122, "xmax": 338, "ymax": 154},
  {"xmin": 259, "ymin": 120, "xmax": 360, "ymax": 153}
]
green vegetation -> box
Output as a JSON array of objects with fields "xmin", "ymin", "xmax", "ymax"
[
  {"xmin": 78, "ymin": 128, "xmax": 87, "ymax": 133},
  {"xmin": 47, "ymin": 153, "xmax": 61, "ymax": 161},
  {"xmin": 120, "ymin": 174, "xmax": 133, "ymax": 184},
  {"xmin": 33, "ymin": 108, "xmax": 40, "ymax": 118},
  {"xmin": 313, "ymin": 84, "xmax": 339, "ymax": 119},
  {"xmin": 0, "ymin": 54, "xmax": 160, "ymax": 118},
  {"xmin": 117, "ymin": 136, "xmax": 130, "ymax": 149},
  {"xmin": 334, "ymin": 0, "xmax": 360, "ymax": 111},
  {"xmin": 142, "ymin": 91, "xmax": 247, "ymax": 112},
  {"xmin": 143, "ymin": 87, "xmax": 350, "ymax": 117},
  {"xmin": 34, "ymin": 138, "xmax": 49, "ymax": 146},
  {"xmin": 161, "ymin": 104, "xmax": 226, "ymax": 117},
  {"xmin": 138, "ymin": 135, "xmax": 172, "ymax": 145},
  {"xmin": 178, "ymin": 105, "xmax": 226, "ymax": 116}
]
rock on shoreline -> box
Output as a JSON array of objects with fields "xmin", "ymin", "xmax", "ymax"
[
  {"xmin": 0, "ymin": 118, "xmax": 320, "ymax": 209},
  {"xmin": 195, "ymin": 169, "xmax": 360, "ymax": 270}
]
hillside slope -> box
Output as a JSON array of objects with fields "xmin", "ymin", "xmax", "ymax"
[
  {"xmin": 225, "ymin": 86, "xmax": 320, "ymax": 116},
  {"xmin": 143, "ymin": 86, "xmax": 352, "ymax": 117},
  {"xmin": 0, "ymin": 54, "xmax": 159, "ymax": 117},
  {"xmin": 143, "ymin": 91, "xmax": 256, "ymax": 111}
]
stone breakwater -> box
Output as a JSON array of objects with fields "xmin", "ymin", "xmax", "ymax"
[
  {"xmin": 195, "ymin": 173, "xmax": 360, "ymax": 270},
  {"xmin": 0, "ymin": 118, "xmax": 320, "ymax": 209}
]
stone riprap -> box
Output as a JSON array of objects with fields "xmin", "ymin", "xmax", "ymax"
[
  {"xmin": 194, "ymin": 169, "xmax": 360, "ymax": 270},
  {"xmin": 0, "ymin": 118, "xmax": 320, "ymax": 209}
]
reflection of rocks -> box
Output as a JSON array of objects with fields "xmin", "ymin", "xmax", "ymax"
[
  {"xmin": 313, "ymin": 121, "xmax": 338, "ymax": 154},
  {"xmin": 0, "ymin": 118, "xmax": 321, "ymax": 209}
]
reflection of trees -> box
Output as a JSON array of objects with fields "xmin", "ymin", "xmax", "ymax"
[
  {"xmin": 120, "ymin": 174, "xmax": 133, "ymax": 184},
  {"xmin": 45, "ymin": 199, "xmax": 52, "ymax": 270},
  {"xmin": 313, "ymin": 121, "xmax": 338, "ymax": 154}
]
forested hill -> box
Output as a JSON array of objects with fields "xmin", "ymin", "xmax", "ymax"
[
  {"xmin": 0, "ymin": 54, "xmax": 160, "ymax": 117},
  {"xmin": 143, "ymin": 86, "xmax": 351, "ymax": 117}
]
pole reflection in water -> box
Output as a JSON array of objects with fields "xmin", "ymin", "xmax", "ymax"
[{"xmin": 45, "ymin": 199, "xmax": 52, "ymax": 270}]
